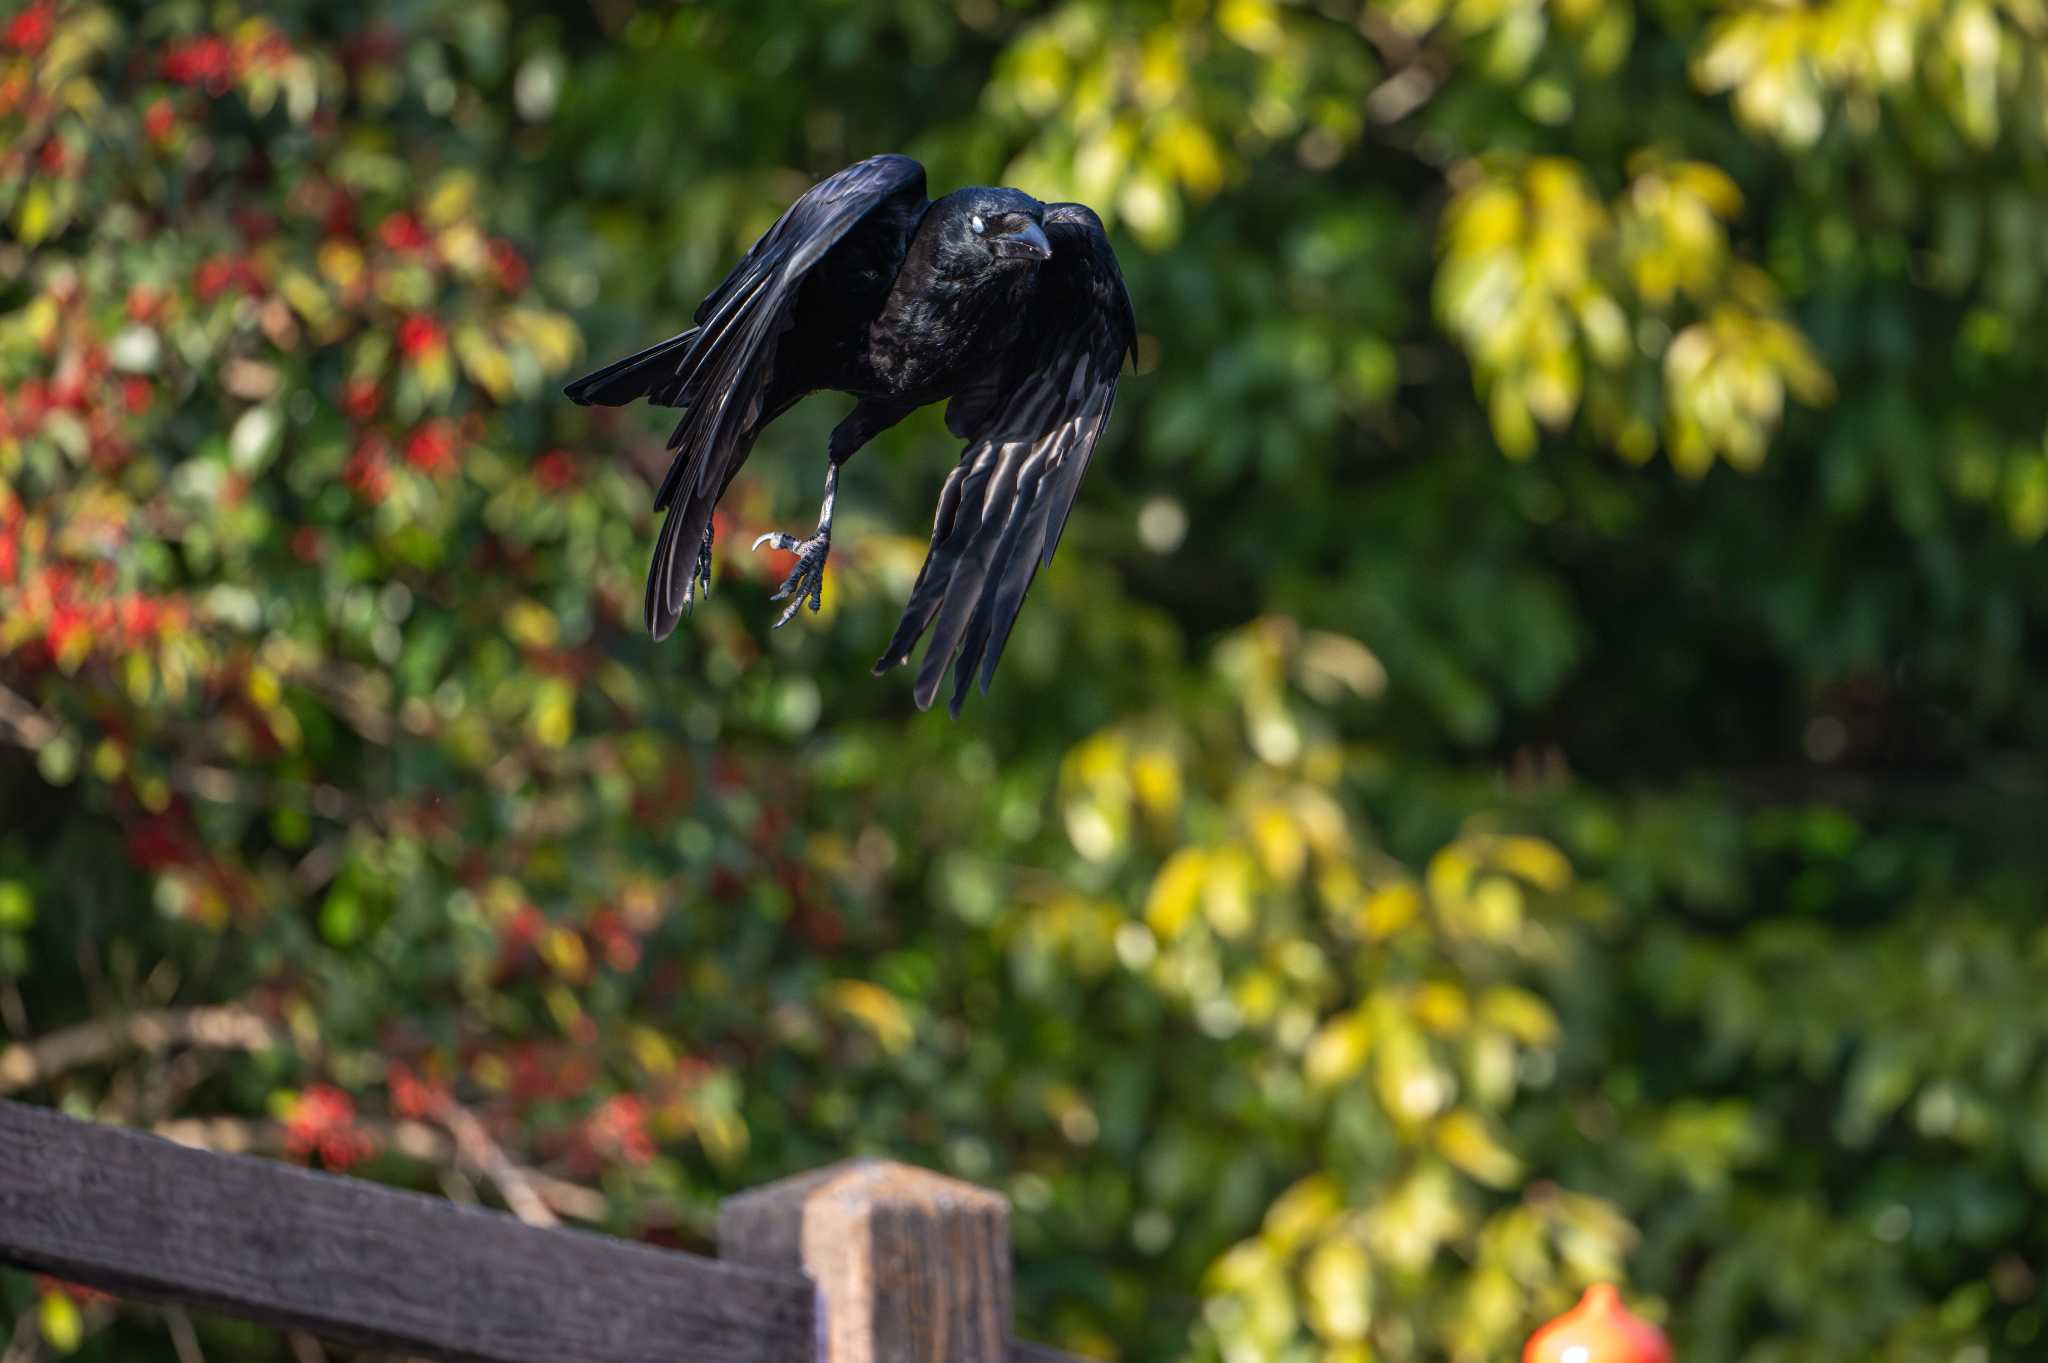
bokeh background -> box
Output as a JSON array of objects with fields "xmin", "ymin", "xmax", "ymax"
[{"xmin": 5, "ymin": 0, "xmax": 2048, "ymax": 1359}]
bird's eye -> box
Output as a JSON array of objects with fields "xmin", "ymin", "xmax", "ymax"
[{"xmin": 971, "ymin": 215, "xmax": 985, "ymax": 235}]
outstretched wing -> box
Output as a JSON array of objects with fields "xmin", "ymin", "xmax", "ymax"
[
  {"xmin": 877, "ymin": 203, "xmax": 1137, "ymax": 715},
  {"xmin": 567, "ymin": 154, "xmax": 928, "ymax": 640}
]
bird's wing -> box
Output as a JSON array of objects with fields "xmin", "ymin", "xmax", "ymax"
[
  {"xmin": 639, "ymin": 153, "xmax": 928, "ymax": 640},
  {"xmin": 878, "ymin": 203, "xmax": 1137, "ymax": 715}
]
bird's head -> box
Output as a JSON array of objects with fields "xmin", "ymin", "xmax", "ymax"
[{"xmin": 930, "ymin": 188, "xmax": 1052, "ymax": 275}]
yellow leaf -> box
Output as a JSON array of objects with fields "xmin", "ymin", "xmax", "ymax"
[
  {"xmin": 1130, "ymin": 744, "xmax": 1183, "ymax": 818},
  {"xmin": 16, "ymin": 185, "xmax": 53, "ymax": 248},
  {"xmin": 1160, "ymin": 117, "xmax": 1225, "ymax": 198},
  {"xmin": 246, "ymin": 665, "xmax": 282, "ymax": 709},
  {"xmin": 1412, "ymin": 981, "xmax": 1470, "ymax": 1034},
  {"xmin": 1495, "ymin": 834, "xmax": 1572, "ymax": 891},
  {"xmin": 505, "ymin": 307, "xmax": 582, "ymax": 374},
  {"xmin": 415, "ymin": 345, "xmax": 454, "ymax": 401},
  {"xmin": 1469, "ymin": 876, "xmax": 1525, "ymax": 940},
  {"xmin": 541, "ymin": 925, "xmax": 588, "ymax": 980},
  {"xmin": 279, "ymin": 269, "xmax": 334, "ymax": 330},
  {"xmin": 1218, "ymin": 0, "xmax": 1286, "ymax": 53},
  {"xmin": 1304, "ymin": 1235, "xmax": 1373, "ymax": 1342},
  {"xmin": 1434, "ymin": 1109, "xmax": 1523, "ymax": 1187},
  {"xmin": 628, "ymin": 1025, "xmax": 676, "ymax": 1076},
  {"xmin": 543, "ymin": 983, "xmax": 583, "ymax": 1034},
  {"xmin": 529, "ymin": 678, "xmax": 574, "ymax": 748},
  {"xmin": 504, "ymin": 600, "xmax": 559, "ymax": 648},
  {"xmin": 440, "ymin": 221, "xmax": 487, "ymax": 276},
  {"xmin": 1479, "ymin": 986, "xmax": 1561, "ymax": 1047},
  {"xmin": 1362, "ymin": 882, "xmax": 1420, "ymax": 939},
  {"xmin": 1251, "ymin": 805, "xmax": 1307, "ymax": 884},
  {"xmin": 1202, "ymin": 846, "xmax": 1257, "ymax": 938},
  {"xmin": 1297, "ymin": 631, "xmax": 1387, "ymax": 701},
  {"xmin": 39, "ymin": 1292, "xmax": 82, "ymax": 1354},
  {"xmin": 1305, "ymin": 1008, "xmax": 1373, "ymax": 1088},
  {"xmin": 1261, "ymin": 1172, "xmax": 1342, "ymax": 1247},
  {"xmin": 1426, "ymin": 846, "xmax": 1473, "ymax": 905},
  {"xmin": 1374, "ymin": 1027, "xmax": 1452, "ymax": 1123},
  {"xmin": 319, "ymin": 239, "xmax": 364, "ymax": 290},
  {"xmin": 1145, "ymin": 847, "xmax": 1207, "ymax": 940},
  {"xmin": 823, "ymin": 979, "xmax": 914, "ymax": 1054},
  {"xmin": 456, "ymin": 323, "xmax": 515, "ymax": 401},
  {"xmin": 424, "ymin": 169, "xmax": 478, "ymax": 227},
  {"xmin": 697, "ymin": 1104, "xmax": 749, "ymax": 1166}
]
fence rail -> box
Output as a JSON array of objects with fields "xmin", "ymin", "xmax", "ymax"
[{"xmin": 0, "ymin": 1098, "xmax": 1090, "ymax": 1363}]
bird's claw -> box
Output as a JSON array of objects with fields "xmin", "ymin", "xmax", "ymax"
[
  {"xmin": 683, "ymin": 527, "xmax": 714, "ymax": 616},
  {"xmin": 752, "ymin": 530, "xmax": 829, "ymax": 628}
]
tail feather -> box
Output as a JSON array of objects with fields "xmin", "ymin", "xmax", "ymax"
[{"xmin": 563, "ymin": 328, "xmax": 701, "ymax": 407}]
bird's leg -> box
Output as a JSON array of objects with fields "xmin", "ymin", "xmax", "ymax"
[
  {"xmin": 751, "ymin": 462, "xmax": 838, "ymax": 628},
  {"xmin": 747, "ymin": 400, "xmax": 909, "ymax": 628},
  {"xmin": 683, "ymin": 522, "xmax": 714, "ymax": 613}
]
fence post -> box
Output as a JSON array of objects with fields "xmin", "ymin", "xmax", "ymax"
[{"xmin": 719, "ymin": 1159, "xmax": 1012, "ymax": 1363}]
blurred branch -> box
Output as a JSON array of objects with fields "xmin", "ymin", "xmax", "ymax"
[
  {"xmin": 164, "ymin": 1308, "xmax": 207, "ymax": 1363},
  {"xmin": 1358, "ymin": 10, "xmax": 1452, "ymax": 125},
  {"xmin": 283, "ymin": 659, "xmax": 395, "ymax": 745},
  {"xmin": 294, "ymin": 836, "xmax": 348, "ymax": 894},
  {"xmin": 165, "ymin": 758, "xmax": 363, "ymax": 826},
  {"xmin": 1, "ymin": 1310, "xmax": 37, "ymax": 1363},
  {"xmin": 285, "ymin": 1333, "xmax": 328, "ymax": 1363},
  {"xmin": 0, "ymin": 681, "xmax": 58, "ymax": 751},
  {"xmin": 3, "ymin": 1004, "xmax": 602, "ymax": 1223},
  {"xmin": 133, "ymin": 1050, "xmax": 220, "ymax": 1126},
  {"xmin": 153, "ymin": 1115, "xmax": 607, "ymax": 1224},
  {"xmin": 437, "ymin": 1103, "xmax": 560, "ymax": 1227},
  {"xmin": 0, "ymin": 1005, "xmax": 284, "ymax": 1096}
]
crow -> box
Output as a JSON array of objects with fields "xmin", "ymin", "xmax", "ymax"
[{"xmin": 564, "ymin": 154, "xmax": 1137, "ymax": 716}]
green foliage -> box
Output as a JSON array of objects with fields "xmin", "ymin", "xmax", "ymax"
[{"xmin": 5, "ymin": 1, "xmax": 2048, "ymax": 1361}]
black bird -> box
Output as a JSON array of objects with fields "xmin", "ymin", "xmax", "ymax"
[{"xmin": 564, "ymin": 154, "xmax": 1137, "ymax": 715}]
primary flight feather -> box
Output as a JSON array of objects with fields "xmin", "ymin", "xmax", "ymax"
[{"xmin": 564, "ymin": 154, "xmax": 1137, "ymax": 716}]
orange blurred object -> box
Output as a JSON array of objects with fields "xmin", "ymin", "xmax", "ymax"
[{"xmin": 1524, "ymin": 1284, "xmax": 1673, "ymax": 1363}]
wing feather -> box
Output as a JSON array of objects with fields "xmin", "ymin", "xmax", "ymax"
[
  {"xmin": 566, "ymin": 154, "xmax": 928, "ymax": 640},
  {"xmin": 877, "ymin": 204, "xmax": 1136, "ymax": 714},
  {"xmin": 650, "ymin": 156, "xmax": 928, "ymax": 639}
]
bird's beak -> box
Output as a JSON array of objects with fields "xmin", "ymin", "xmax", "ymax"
[{"xmin": 997, "ymin": 221, "xmax": 1052, "ymax": 261}]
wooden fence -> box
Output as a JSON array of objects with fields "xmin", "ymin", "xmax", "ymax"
[{"xmin": 0, "ymin": 1098, "xmax": 1092, "ymax": 1363}]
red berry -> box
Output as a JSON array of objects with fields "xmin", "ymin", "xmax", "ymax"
[
  {"xmin": 143, "ymin": 99, "xmax": 176, "ymax": 143},
  {"xmin": 403, "ymin": 419, "xmax": 457, "ymax": 476},
  {"xmin": 343, "ymin": 436, "xmax": 392, "ymax": 503},
  {"xmin": 5, "ymin": 3, "xmax": 53, "ymax": 55},
  {"xmin": 194, "ymin": 256, "xmax": 235, "ymax": 302},
  {"xmin": 379, "ymin": 212, "xmax": 429, "ymax": 252},
  {"xmin": 164, "ymin": 36, "xmax": 235, "ymax": 94},
  {"xmin": 488, "ymin": 238, "xmax": 528, "ymax": 292},
  {"xmin": 534, "ymin": 449, "xmax": 577, "ymax": 491},
  {"xmin": 340, "ymin": 376, "xmax": 380, "ymax": 422},
  {"xmin": 396, "ymin": 314, "xmax": 444, "ymax": 359}
]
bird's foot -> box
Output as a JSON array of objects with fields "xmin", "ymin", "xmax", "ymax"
[
  {"xmin": 683, "ymin": 525, "xmax": 714, "ymax": 615},
  {"xmin": 751, "ymin": 528, "xmax": 830, "ymax": 628}
]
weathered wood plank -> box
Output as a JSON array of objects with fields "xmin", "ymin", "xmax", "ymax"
[
  {"xmin": 0, "ymin": 1099, "xmax": 811, "ymax": 1363},
  {"xmin": 720, "ymin": 1158, "xmax": 1011, "ymax": 1363}
]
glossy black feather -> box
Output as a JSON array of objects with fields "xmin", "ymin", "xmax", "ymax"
[
  {"xmin": 875, "ymin": 204, "xmax": 1136, "ymax": 714},
  {"xmin": 564, "ymin": 156, "xmax": 1136, "ymax": 708}
]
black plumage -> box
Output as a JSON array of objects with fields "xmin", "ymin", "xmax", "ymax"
[{"xmin": 565, "ymin": 154, "xmax": 1137, "ymax": 715}]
